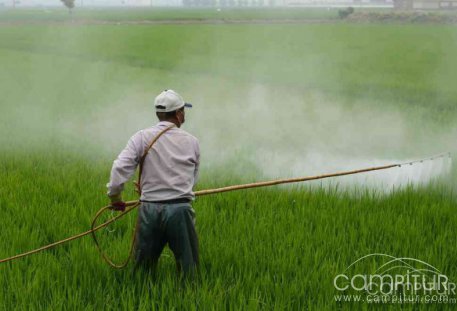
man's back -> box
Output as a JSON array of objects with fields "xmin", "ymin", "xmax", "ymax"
[
  {"xmin": 138, "ymin": 121, "xmax": 200, "ymax": 201},
  {"xmin": 107, "ymin": 121, "xmax": 200, "ymax": 202}
]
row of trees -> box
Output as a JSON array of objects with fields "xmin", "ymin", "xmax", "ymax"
[
  {"xmin": 182, "ymin": 0, "xmax": 277, "ymax": 6},
  {"xmin": 58, "ymin": 0, "xmax": 277, "ymax": 14},
  {"xmin": 61, "ymin": 0, "xmax": 75, "ymax": 12}
]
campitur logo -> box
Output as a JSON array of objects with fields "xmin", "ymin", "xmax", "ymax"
[{"xmin": 333, "ymin": 254, "xmax": 456, "ymax": 304}]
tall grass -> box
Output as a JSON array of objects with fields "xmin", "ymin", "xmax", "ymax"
[{"xmin": 1, "ymin": 152, "xmax": 456, "ymax": 309}]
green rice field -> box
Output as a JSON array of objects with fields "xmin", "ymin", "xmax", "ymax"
[{"xmin": 1, "ymin": 8, "xmax": 457, "ymax": 310}]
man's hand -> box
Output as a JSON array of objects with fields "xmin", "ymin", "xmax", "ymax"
[{"xmin": 109, "ymin": 194, "xmax": 126, "ymax": 212}]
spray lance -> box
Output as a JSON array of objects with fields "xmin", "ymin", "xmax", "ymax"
[{"xmin": 0, "ymin": 124, "xmax": 452, "ymax": 267}]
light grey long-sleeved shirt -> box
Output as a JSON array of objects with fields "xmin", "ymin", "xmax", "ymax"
[{"xmin": 107, "ymin": 121, "xmax": 200, "ymax": 201}]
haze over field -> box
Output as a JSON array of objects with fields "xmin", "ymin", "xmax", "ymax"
[
  {"xmin": 0, "ymin": 0, "xmax": 394, "ymax": 8},
  {"xmin": 1, "ymin": 20, "xmax": 455, "ymax": 190}
]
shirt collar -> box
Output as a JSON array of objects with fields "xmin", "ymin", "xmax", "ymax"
[{"xmin": 157, "ymin": 121, "xmax": 175, "ymax": 127}]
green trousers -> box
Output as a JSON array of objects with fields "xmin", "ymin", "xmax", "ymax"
[{"xmin": 134, "ymin": 202, "xmax": 199, "ymax": 277}]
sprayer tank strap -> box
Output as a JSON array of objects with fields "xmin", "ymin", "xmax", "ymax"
[{"xmin": 137, "ymin": 123, "xmax": 176, "ymax": 193}]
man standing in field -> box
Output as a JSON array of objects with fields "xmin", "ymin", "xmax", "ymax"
[{"xmin": 106, "ymin": 89, "xmax": 200, "ymax": 278}]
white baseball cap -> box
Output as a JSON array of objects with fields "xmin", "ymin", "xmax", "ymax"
[{"xmin": 154, "ymin": 89, "xmax": 192, "ymax": 113}]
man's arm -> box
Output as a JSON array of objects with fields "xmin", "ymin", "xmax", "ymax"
[
  {"xmin": 106, "ymin": 131, "xmax": 143, "ymax": 203},
  {"xmin": 193, "ymin": 139, "xmax": 200, "ymax": 185}
]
